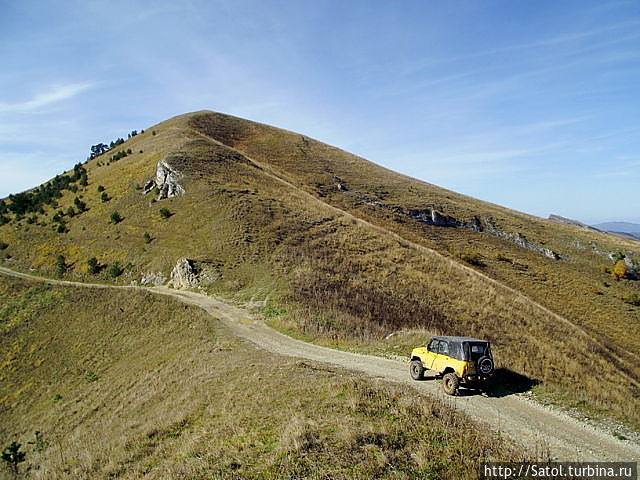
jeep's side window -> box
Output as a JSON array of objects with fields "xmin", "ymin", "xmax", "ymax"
[{"xmin": 427, "ymin": 340, "xmax": 438, "ymax": 352}]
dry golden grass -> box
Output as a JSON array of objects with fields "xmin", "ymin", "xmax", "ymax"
[
  {"xmin": 1, "ymin": 110, "xmax": 638, "ymax": 427},
  {"xmin": 0, "ymin": 277, "xmax": 529, "ymax": 479}
]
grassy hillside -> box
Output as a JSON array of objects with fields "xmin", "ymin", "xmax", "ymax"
[
  {"xmin": 0, "ymin": 110, "xmax": 638, "ymax": 426},
  {"xmin": 0, "ymin": 277, "xmax": 527, "ymax": 479}
]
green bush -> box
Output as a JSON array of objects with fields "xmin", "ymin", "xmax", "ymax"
[
  {"xmin": 1, "ymin": 441, "xmax": 26, "ymax": 475},
  {"xmin": 159, "ymin": 207, "xmax": 172, "ymax": 219},
  {"xmin": 74, "ymin": 196, "xmax": 87, "ymax": 212},
  {"xmin": 262, "ymin": 306, "xmax": 287, "ymax": 319},
  {"xmin": 143, "ymin": 232, "xmax": 152, "ymax": 244},
  {"xmin": 108, "ymin": 262, "xmax": 124, "ymax": 278},
  {"xmin": 87, "ymin": 257, "xmax": 100, "ymax": 274},
  {"xmin": 101, "ymin": 192, "xmax": 110, "ymax": 202},
  {"xmin": 97, "ymin": 185, "xmax": 105, "ymax": 192},
  {"xmin": 0, "ymin": 241, "xmax": 8, "ymax": 250},
  {"xmin": 28, "ymin": 431, "xmax": 48, "ymax": 453},
  {"xmin": 110, "ymin": 211, "xmax": 123, "ymax": 224},
  {"xmin": 55, "ymin": 255, "xmax": 68, "ymax": 278}
]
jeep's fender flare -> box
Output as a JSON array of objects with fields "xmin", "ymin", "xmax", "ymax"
[{"xmin": 441, "ymin": 366, "xmax": 455, "ymax": 376}]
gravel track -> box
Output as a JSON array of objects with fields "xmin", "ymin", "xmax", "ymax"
[{"xmin": 1, "ymin": 266, "xmax": 638, "ymax": 462}]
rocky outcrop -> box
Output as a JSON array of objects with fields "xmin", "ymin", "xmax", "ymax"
[
  {"xmin": 142, "ymin": 180, "xmax": 156, "ymax": 194},
  {"xmin": 170, "ymin": 258, "xmax": 198, "ymax": 289},
  {"xmin": 169, "ymin": 258, "xmax": 222, "ymax": 289},
  {"xmin": 143, "ymin": 158, "xmax": 185, "ymax": 200},
  {"xmin": 484, "ymin": 220, "xmax": 562, "ymax": 260},
  {"xmin": 354, "ymin": 192, "xmax": 563, "ymax": 260},
  {"xmin": 398, "ymin": 207, "xmax": 480, "ymax": 230},
  {"xmin": 141, "ymin": 272, "xmax": 167, "ymax": 286}
]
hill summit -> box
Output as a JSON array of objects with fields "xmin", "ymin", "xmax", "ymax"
[{"xmin": 1, "ymin": 110, "xmax": 639, "ymax": 425}]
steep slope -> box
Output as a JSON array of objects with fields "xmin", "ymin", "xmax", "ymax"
[{"xmin": 0, "ymin": 110, "xmax": 638, "ymax": 426}]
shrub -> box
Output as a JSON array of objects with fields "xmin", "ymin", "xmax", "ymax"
[
  {"xmin": 159, "ymin": 207, "xmax": 172, "ymax": 219},
  {"xmin": 87, "ymin": 257, "xmax": 100, "ymax": 274},
  {"xmin": 101, "ymin": 192, "xmax": 110, "ymax": 202},
  {"xmin": 152, "ymin": 130, "xmax": 157, "ymax": 136},
  {"xmin": 74, "ymin": 196, "xmax": 87, "ymax": 212},
  {"xmin": 108, "ymin": 262, "xmax": 123, "ymax": 278},
  {"xmin": 110, "ymin": 211, "xmax": 123, "ymax": 224},
  {"xmin": 0, "ymin": 241, "xmax": 8, "ymax": 250},
  {"xmin": 55, "ymin": 255, "xmax": 68, "ymax": 278},
  {"xmin": 263, "ymin": 306, "xmax": 287, "ymax": 319},
  {"xmin": 66, "ymin": 206, "xmax": 76, "ymax": 217},
  {"xmin": 1, "ymin": 441, "xmax": 26, "ymax": 475},
  {"xmin": 28, "ymin": 431, "xmax": 48, "ymax": 453},
  {"xmin": 143, "ymin": 232, "xmax": 152, "ymax": 244},
  {"xmin": 97, "ymin": 185, "xmax": 105, "ymax": 192},
  {"xmin": 611, "ymin": 260, "xmax": 629, "ymax": 281}
]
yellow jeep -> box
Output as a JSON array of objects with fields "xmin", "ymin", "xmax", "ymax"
[{"xmin": 410, "ymin": 336, "xmax": 494, "ymax": 395}]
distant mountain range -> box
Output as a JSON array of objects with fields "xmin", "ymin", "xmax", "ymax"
[
  {"xmin": 548, "ymin": 215, "xmax": 640, "ymax": 240},
  {"xmin": 592, "ymin": 222, "xmax": 640, "ymax": 240}
]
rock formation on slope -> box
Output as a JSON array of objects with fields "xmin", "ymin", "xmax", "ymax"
[{"xmin": 143, "ymin": 159, "xmax": 185, "ymax": 200}]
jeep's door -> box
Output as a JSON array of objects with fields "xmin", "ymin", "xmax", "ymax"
[
  {"xmin": 431, "ymin": 340, "xmax": 449, "ymax": 373},
  {"xmin": 422, "ymin": 339, "xmax": 439, "ymax": 370}
]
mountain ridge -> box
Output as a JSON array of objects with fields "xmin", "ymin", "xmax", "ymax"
[{"xmin": 1, "ymin": 110, "xmax": 639, "ymax": 427}]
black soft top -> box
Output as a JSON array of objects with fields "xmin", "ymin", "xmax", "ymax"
[
  {"xmin": 428, "ymin": 336, "xmax": 491, "ymax": 362},
  {"xmin": 431, "ymin": 336, "xmax": 488, "ymax": 344}
]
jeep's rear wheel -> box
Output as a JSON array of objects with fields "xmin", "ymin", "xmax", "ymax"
[
  {"xmin": 442, "ymin": 372, "xmax": 459, "ymax": 395},
  {"xmin": 410, "ymin": 360, "xmax": 425, "ymax": 380}
]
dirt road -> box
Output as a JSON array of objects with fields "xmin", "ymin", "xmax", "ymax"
[{"xmin": 1, "ymin": 266, "xmax": 638, "ymax": 462}]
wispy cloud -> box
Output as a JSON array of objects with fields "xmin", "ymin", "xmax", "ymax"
[{"xmin": 0, "ymin": 82, "xmax": 94, "ymax": 113}]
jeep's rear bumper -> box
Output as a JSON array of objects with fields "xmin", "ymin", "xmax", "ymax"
[{"xmin": 463, "ymin": 373, "xmax": 491, "ymax": 383}]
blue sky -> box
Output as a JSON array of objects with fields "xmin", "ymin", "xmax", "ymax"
[{"xmin": 1, "ymin": 0, "xmax": 639, "ymax": 224}]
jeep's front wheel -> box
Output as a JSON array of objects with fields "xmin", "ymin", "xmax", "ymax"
[
  {"xmin": 442, "ymin": 372, "xmax": 459, "ymax": 395},
  {"xmin": 410, "ymin": 360, "xmax": 425, "ymax": 380}
]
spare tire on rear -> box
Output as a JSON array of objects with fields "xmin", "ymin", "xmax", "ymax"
[{"xmin": 478, "ymin": 356, "xmax": 494, "ymax": 375}]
